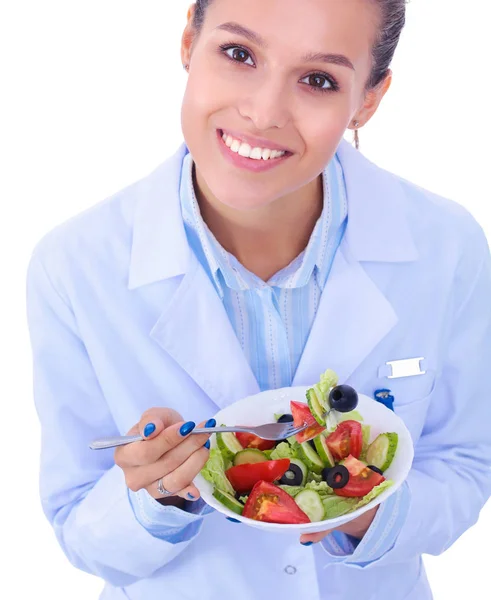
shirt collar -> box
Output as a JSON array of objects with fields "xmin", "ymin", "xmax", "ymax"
[{"xmin": 179, "ymin": 152, "xmax": 347, "ymax": 296}]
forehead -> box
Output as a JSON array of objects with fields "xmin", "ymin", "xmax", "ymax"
[{"xmin": 203, "ymin": 0, "xmax": 379, "ymax": 66}]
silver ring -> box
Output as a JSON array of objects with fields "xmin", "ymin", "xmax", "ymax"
[{"xmin": 157, "ymin": 477, "xmax": 173, "ymax": 496}]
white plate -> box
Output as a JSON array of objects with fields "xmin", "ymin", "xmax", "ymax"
[{"xmin": 194, "ymin": 386, "xmax": 414, "ymax": 534}]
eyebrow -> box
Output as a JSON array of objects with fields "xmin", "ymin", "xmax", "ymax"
[{"xmin": 215, "ymin": 22, "xmax": 355, "ymax": 71}]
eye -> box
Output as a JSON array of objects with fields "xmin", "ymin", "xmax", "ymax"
[
  {"xmin": 221, "ymin": 45, "xmax": 255, "ymax": 67},
  {"xmin": 300, "ymin": 73, "xmax": 338, "ymax": 93}
]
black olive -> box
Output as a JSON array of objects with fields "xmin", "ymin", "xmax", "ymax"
[
  {"xmin": 368, "ymin": 465, "xmax": 384, "ymax": 475},
  {"xmin": 323, "ymin": 465, "xmax": 350, "ymax": 489},
  {"xmin": 279, "ymin": 463, "xmax": 304, "ymax": 486},
  {"xmin": 328, "ymin": 385, "xmax": 359, "ymax": 413},
  {"xmin": 277, "ymin": 414, "xmax": 294, "ymax": 423},
  {"xmin": 308, "ymin": 439, "xmax": 316, "ymax": 450}
]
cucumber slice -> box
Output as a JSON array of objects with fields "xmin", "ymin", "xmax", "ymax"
[
  {"xmin": 294, "ymin": 489, "xmax": 326, "ymax": 522},
  {"xmin": 212, "ymin": 489, "xmax": 244, "ymax": 515},
  {"xmin": 366, "ymin": 433, "xmax": 398, "ymax": 472},
  {"xmin": 233, "ymin": 448, "xmax": 268, "ymax": 466},
  {"xmin": 314, "ymin": 434, "xmax": 336, "ymax": 468},
  {"xmin": 216, "ymin": 427, "xmax": 243, "ymax": 461},
  {"xmin": 299, "ymin": 441, "xmax": 325, "ymax": 474},
  {"xmin": 306, "ymin": 388, "xmax": 326, "ymax": 426}
]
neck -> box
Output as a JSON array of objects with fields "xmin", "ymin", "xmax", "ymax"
[{"xmin": 193, "ymin": 168, "xmax": 324, "ymax": 282}]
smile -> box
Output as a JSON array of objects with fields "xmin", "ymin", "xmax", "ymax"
[
  {"xmin": 220, "ymin": 130, "xmax": 289, "ymax": 161},
  {"xmin": 216, "ymin": 129, "xmax": 292, "ymax": 173}
]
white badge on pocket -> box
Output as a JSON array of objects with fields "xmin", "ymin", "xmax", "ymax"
[{"xmin": 378, "ymin": 357, "xmax": 427, "ymax": 379}]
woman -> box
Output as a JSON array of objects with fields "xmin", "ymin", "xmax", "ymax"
[{"xmin": 26, "ymin": 1, "xmax": 491, "ymax": 599}]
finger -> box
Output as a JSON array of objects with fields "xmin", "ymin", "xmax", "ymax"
[
  {"xmin": 121, "ymin": 415, "xmax": 216, "ymax": 469},
  {"xmin": 126, "ymin": 417, "xmax": 215, "ymax": 479},
  {"xmin": 300, "ymin": 529, "xmax": 333, "ymax": 545},
  {"xmin": 146, "ymin": 447, "xmax": 210, "ymax": 500},
  {"xmin": 175, "ymin": 484, "xmax": 201, "ymax": 502},
  {"xmin": 115, "ymin": 408, "xmax": 184, "ymax": 467}
]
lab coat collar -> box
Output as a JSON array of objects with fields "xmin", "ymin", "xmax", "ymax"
[{"xmin": 128, "ymin": 139, "xmax": 418, "ymax": 290}]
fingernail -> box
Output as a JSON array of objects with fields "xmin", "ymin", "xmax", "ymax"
[
  {"xmin": 187, "ymin": 493, "xmax": 196, "ymax": 500},
  {"xmin": 205, "ymin": 418, "xmax": 216, "ymax": 428},
  {"xmin": 301, "ymin": 541, "xmax": 314, "ymax": 546},
  {"xmin": 179, "ymin": 421, "xmax": 196, "ymax": 436},
  {"xmin": 204, "ymin": 440, "xmax": 210, "ymax": 449},
  {"xmin": 143, "ymin": 423, "xmax": 156, "ymax": 437},
  {"xmin": 226, "ymin": 517, "xmax": 241, "ymax": 523}
]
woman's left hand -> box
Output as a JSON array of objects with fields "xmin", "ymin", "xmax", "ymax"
[{"xmin": 299, "ymin": 505, "xmax": 379, "ymax": 545}]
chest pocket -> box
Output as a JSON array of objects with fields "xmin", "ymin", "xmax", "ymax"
[{"xmin": 374, "ymin": 357, "xmax": 438, "ymax": 444}]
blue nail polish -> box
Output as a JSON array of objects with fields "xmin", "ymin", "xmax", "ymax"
[
  {"xmin": 204, "ymin": 440, "xmax": 211, "ymax": 449},
  {"xmin": 301, "ymin": 541, "xmax": 313, "ymax": 546},
  {"xmin": 179, "ymin": 421, "xmax": 196, "ymax": 436},
  {"xmin": 205, "ymin": 418, "xmax": 216, "ymax": 428},
  {"xmin": 226, "ymin": 517, "xmax": 241, "ymax": 523},
  {"xmin": 143, "ymin": 423, "xmax": 156, "ymax": 437},
  {"xmin": 187, "ymin": 493, "xmax": 196, "ymax": 500}
]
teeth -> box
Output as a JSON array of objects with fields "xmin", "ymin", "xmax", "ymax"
[
  {"xmin": 221, "ymin": 131, "xmax": 287, "ymax": 160},
  {"xmin": 238, "ymin": 143, "xmax": 252, "ymax": 158},
  {"xmin": 250, "ymin": 147, "xmax": 263, "ymax": 160}
]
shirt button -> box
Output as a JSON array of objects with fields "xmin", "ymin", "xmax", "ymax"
[{"xmin": 284, "ymin": 565, "xmax": 297, "ymax": 575}]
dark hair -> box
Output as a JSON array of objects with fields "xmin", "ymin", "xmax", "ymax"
[{"xmin": 192, "ymin": 0, "xmax": 407, "ymax": 91}]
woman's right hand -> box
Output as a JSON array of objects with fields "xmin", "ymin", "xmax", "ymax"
[{"xmin": 114, "ymin": 407, "xmax": 215, "ymax": 501}]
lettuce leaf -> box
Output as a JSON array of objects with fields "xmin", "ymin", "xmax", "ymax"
[
  {"xmin": 306, "ymin": 471, "xmax": 323, "ymax": 484},
  {"xmin": 352, "ymin": 480, "xmax": 394, "ymax": 510},
  {"xmin": 201, "ymin": 447, "xmax": 235, "ymax": 495},
  {"xmin": 305, "ymin": 480, "xmax": 334, "ymax": 498},
  {"xmin": 322, "ymin": 495, "xmax": 359, "ymax": 519},
  {"xmin": 269, "ymin": 441, "xmax": 299, "ymax": 461},
  {"xmin": 278, "ymin": 485, "xmax": 304, "ymax": 498}
]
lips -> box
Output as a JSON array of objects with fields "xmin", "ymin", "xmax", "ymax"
[{"xmin": 216, "ymin": 129, "xmax": 292, "ymax": 173}]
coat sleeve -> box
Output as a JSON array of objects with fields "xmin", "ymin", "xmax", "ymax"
[
  {"xmin": 322, "ymin": 217, "xmax": 491, "ymax": 568},
  {"xmin": 25, "ymin": 251, "xmax": 210, "ymax": 587}
]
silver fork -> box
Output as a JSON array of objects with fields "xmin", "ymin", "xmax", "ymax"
[{"xmin": 89, "ymin": 420, "xmax": 312, "ymax": 450}]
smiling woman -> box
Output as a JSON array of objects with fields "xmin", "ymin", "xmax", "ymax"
[{"xmin": 25, "ymin": 1, "xmax": 491, "ymax": 600}]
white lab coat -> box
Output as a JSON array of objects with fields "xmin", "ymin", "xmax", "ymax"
[{"xmin": 26, "ymin": 139, "xmax": 491, "ymax": 600}]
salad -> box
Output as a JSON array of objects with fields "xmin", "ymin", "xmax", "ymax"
[{"xmin": 200, "ymin": 369, "xmax": 398, "ymax": 524}]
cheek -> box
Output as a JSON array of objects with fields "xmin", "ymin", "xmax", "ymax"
[{"xmin": 298, "ymin": 110, "xmax": 349, "ymax": 154}]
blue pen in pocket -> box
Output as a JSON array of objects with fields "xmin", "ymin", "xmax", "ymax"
[{"xmin": 373, "ymin": 389, "xmax": 395, "ymax": 411}]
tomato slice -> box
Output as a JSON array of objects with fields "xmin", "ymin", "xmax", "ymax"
[
  {"xmin": 235, "ymin": 431, "xmax": 276, "ymax": 451},
  {"xmin": 326, "ymin": 420, "xmax": 363, "ymax": 461},
  {"xmin": 290, "ymin": 401, "xmax": 326, "ymax": 443},
  {"xmin": 334, "ymin": 454, "xmax": 385, "ymax": 497},
  {"xmin": 242, "ymin": 481, "xmax": 311, "ymax": 524},
  {"xmin": 225, "ymin": 459, "xmax": 290, "ymax": 494}
]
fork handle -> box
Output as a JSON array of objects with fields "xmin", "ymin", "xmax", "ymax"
[
  {"xmin": 89, "ymin": 426, "xmax": 252, "ymax": 450},
  {"xmin": 192, "ymin": 427, "xmax": 252, "ymax": 435},
  {"xmin": 89, "ymin": 434, "xmax": 143, "ymax": 450}
]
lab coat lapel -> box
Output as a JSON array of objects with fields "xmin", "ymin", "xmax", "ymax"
[
  {"xmin": 128, "ymin": 144, "xmax": 259, "ymax": 409},
  {"xmin": 293, "ymin": 243, "xmax": 398, "ymax": 386},
  {"xmin": 293, "ymin": 140, "xmax": 418, "ymax": 387},
  {"xmin": 149, "ymin": 257, "xmax": 260, "ymax": 410}
]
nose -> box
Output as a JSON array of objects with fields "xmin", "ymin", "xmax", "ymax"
[{"xmin": 237, "ymin": 76, "xmax": 291, "ymax": 131}]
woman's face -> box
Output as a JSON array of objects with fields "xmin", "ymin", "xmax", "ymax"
[{"xmin": 181, "ymin": 0, "xmax": 388, "ymax": 211}]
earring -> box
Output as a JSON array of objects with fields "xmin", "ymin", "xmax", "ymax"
[
  {"xmin": 353, "ymin": 120, "xmax": 360, "ymax": 150},
  {"xmin": 183, "ymin": 64, "xmax": 189, "ymax": 71}
]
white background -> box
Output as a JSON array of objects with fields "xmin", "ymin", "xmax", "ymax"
[{"xmin": 1, "ymin": 1, "xmax": 490, "ymax": 598}]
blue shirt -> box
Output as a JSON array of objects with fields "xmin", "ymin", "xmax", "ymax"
[{"xmin": 180, "ymin": 151, "xmax": 348, "ymax": 391}]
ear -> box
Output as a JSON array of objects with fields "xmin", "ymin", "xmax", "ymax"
[
  {"xmin": 349, "ymin": 69, "xmax": 393, "ymax": 130},
  {"xmin": 181, "ymin": 3, "xmax": 198, "ymax": 68}
]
